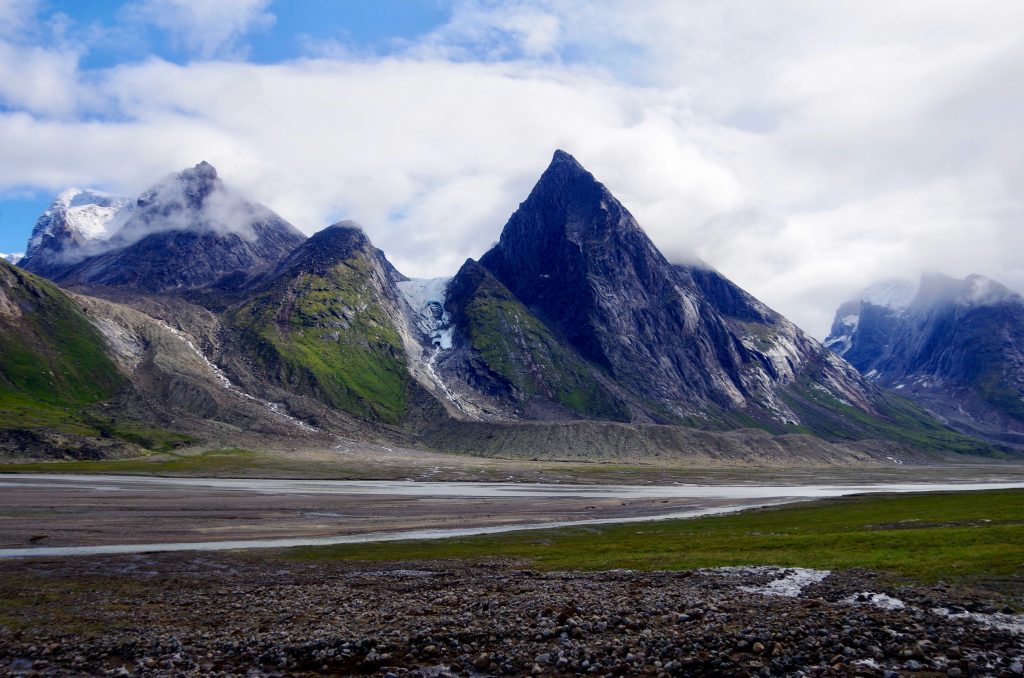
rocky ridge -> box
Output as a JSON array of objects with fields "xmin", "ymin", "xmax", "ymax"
[{"xmin": 826, "ymin": 273, "xmax": 1024, "ymax": 448}]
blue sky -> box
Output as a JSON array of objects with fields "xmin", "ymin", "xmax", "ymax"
[
  {"xmin": 1, "ymin": 0, "xmax": 1022, "ymax": 337},
  {"xmin": 0, "ymin": 0, "xmax": 452, "ymax": 253}
]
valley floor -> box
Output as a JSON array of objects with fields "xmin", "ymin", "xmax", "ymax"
[
  {"xmin": 1, "ymin": 491, "xmax": 1023, "ymax": 676},
  {"xmin": 3, "ymin": 443, "xmax": 1024, "ymax": 484}
]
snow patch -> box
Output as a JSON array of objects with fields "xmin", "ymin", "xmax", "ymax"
[
  {"xmin": 845, "ymin": 592, "xmax": 906, "ymax": 610},
  {"xmin": 26, "ymin": 188, "xmax": 133, "ymax": 257},
  {"xmin": 712, "ymin": 566, "xmax": 831, "ymax": 597},
  {"xmin": 399, "ymin": 277, "xmax": 453, "ymax": 349},
  {"xmin": 932, "ymin": 607, "xmax": 1024, "ymax": 635}
]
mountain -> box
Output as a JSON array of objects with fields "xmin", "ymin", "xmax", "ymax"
[
  {"xmin": 20, "ymin": 163, "xmax": 306, "ymax": 293},
  {"xmin": 0, "ymin": 256, "xmax": 332, "ymax": 459},
  {"xmin": 4, "ymin": 151, "xmax": 998, "ymax": 463},
  {"xmin": 223, "ymin": 222, "xmax": 414, "ymax": 425},
  {"xmin": 18, "ymin": 188, "xmax": 133, "ymax": 278},
  {"xmin": 826, "ymin": 273, "xmax": 1024, "ymax": 446},
  {"xmin": 0, "ymin": 253, "xmax": 22, "ymax": 265},
  {"xmin": 385, "ymin": 150, "xmax": 986, "ymax": 456}
]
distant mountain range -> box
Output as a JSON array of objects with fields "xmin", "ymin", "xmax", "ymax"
[
  {"xmin": 826, "ymin": 273, "xmax": 1024, "ymax": 448},
  {"xmin": 1, "ymin": 152, "xmax": 1008, "ymax": 463}
]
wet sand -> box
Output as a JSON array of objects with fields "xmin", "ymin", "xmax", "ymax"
[
  {"xmin": 2, "ymin": 474, "xmax": 1022, "ymax": 555},
  {"xmin": 0, "ymin": 476, "xmax": 750, "ymax": 550}
]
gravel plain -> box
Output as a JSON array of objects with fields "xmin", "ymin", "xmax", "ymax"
[{"xmin": 1, "ymin": 554, "xmax": 1022, "ymax": 677}]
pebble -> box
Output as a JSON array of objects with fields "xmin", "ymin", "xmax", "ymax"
[{"xmin": 0, "ymin": 557, "xmax": 1020, "ymax": 677}]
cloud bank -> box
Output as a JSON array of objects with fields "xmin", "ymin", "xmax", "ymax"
[{"xmin": 1, "ymin": 0, "xmax": 1022, "ymax": 338}]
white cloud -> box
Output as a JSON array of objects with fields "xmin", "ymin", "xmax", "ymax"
[
  {"xmin": 410, "ymin": 0, "xmax": 562, "ymax": 60},
  {"xmin": 0, "ymin": 0, "xmax": 38, "ymax": 38},
  {"xmin": 2, "ymin": 0, "xmax": 1024, "ymax": 339},
  {"xmin": 126, "ymin": 0, "xmax": 275, "ymax": 58}
]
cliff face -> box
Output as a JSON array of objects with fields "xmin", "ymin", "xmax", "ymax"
[{"xmin": 826, "ymin": 273, "xmax": 1024, "ymax": 446}]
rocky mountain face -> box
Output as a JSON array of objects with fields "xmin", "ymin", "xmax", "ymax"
[
  {"xmin": 5, "ymin": 153, "xmax": 1000, "ymax": 462},
  {"xmin": 20, "ymin": 163, "xmax": 306, "ymax": 293},
  {"xmin": 826, "ymin": 273, "xmax": 1024, "ymax": 446},
  {"xmin": 415, "ymin": 152, "xmax": 923, "ymax": 441}
]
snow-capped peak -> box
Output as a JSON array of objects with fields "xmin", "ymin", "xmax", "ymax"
[
  {"xmin": 0, "ymin": 253, "xmax": 23, "ymax": 265},
  {"xmin": 25, "ymin": 188, "xmax": 133, "ymax": 258}
]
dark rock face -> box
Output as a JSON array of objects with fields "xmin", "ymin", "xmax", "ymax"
[
  {"xmin": 23, "ymin": 162, "xmax": 306, "ymax": 294},
  {"xmin": 263, "ymin": 220, "xmax": 404, "ymax": 288},
  {"xmin": 439, "ymin": 258, "xmax": 629, "ymax": 421},
  {"xmin": 479, "ymin": 151, "xmax": 749, "ymax": 411},
  {"xmin": 469, "ymin": 150, "xmax": 877, "ymax": 429},
  {"xmin": 826, "ymin": 273, "xmax": 1024, "ymax": 445}
]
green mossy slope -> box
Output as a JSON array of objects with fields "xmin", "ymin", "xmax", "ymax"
[
  {"xmin": 228, "ymin": 231, "xmax": 409, "ymax": 424},
  {"xmin": 0, "ymin": 260, "xmax": 123, "ymax": 429}
]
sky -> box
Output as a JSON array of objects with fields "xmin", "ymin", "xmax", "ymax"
[{"xmin": 0, "ymin": 0, "xmax": 1022, "ymax": 339}]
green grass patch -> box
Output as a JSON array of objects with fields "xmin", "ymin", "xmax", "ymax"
[
  {"xmin": 0, "ymin": 262, "xmax": 123, "ymax": 425},
  {"xmin": 0, "ymin": 447, "xmax": 257, "ymax": 474},
  {"xmin": 289, "ymin": 489, "xmax": 1024, "ymax": 588},
  {"xmin": 229, "ymin": 257, "xmax": 409, "ymax": 424}
]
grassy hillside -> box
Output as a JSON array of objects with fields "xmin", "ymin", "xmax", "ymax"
[
  {"xmin": 228, "ymin": 255, "xmax": 409, "ymax": 424},
  {"xmin": 0, "ymin": 261, "xmax": 194, "ymax": 454},
  {"xmin": 0, "ymin": 261, "xmax": 123, "ymax": 429}
]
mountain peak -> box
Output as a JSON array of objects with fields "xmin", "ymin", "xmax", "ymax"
[
  {"xmin": 186, "ymin": 160, "xmax": 217, "ymax": 179},
  {"xmin": 266, "ymin": 220, "xmax": 375, "ymax": 283},
  {"xmin": 535, "ymin": 148, "xmax": 594, "ymax": 188},
  {"xmin": 548, "ymin": 148, "xmax": 585, "ymax": 169},
  {"xmin": 163, "ymin": 161, "xmax": 220, "ymax": 208}
]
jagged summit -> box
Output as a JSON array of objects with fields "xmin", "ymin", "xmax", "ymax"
[
  {"xmin": 458, "ymin": 151, "xmax": 893, "ymax": 433},
  {"xmin": 544, "ymin": 148, "xmax": 590, "ymax": 178},
  {"xmin": 137, "ymin": 161, "xmax": 220, "ymax": 211},
  {"xmin": 825, "ymin": 271, "xmax": 1024, "ymax": 446},
  {"xmin": 20, "ymin": 162, "xmax": 306, "ymax": 293},
  {"xmin": 498, "ymin": 149, "xmax": 644, "ymax": 248}
]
